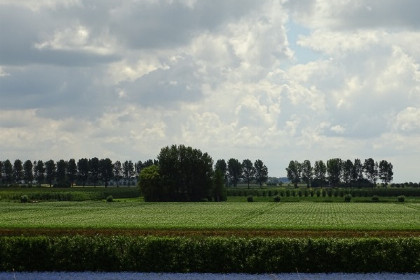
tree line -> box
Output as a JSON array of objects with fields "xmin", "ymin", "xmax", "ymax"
[
  {"xmin": 213, "ymin": 158, "xmax": 268, "ymax": 188},
  {"xmin": 286, "ymin": 158, "xmax": 393, "ymax": 188},
  {"xmin": 0, "ymin": 158, "xmax": 156, "ymax": 187}
]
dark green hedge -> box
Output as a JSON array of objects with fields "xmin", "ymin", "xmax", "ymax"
[
  {"xmin": 0, "ymin": 236, "xmax": 419, "ymax": 273},
  {"xmin": 0, "ymin": 187, "xmax": 140, "ymax": 202}
]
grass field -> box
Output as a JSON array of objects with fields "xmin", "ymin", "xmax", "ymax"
[{"xmin": 0, "ymin": 201, "xmax": 419, "ymax": 233}]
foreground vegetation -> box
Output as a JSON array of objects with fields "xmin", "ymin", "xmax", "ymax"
[
  {"xmin": 0, "ymin": 236, "xmax": 419, "ymax": 272},
  {"xmin": 0, "ymin": 185, "xmax": 419, "ymax": 273}
]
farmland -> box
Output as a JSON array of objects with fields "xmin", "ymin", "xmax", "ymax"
[
  {"xmin": 0, "ymin": 201, "xmax": 419, "ymax": 233},
  {"xmin": 1, "ymin": 186, "xmax": 419, "ymax": 272}
]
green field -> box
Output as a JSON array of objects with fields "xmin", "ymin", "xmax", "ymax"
[{"xmin": 0, "ymin": 201, "xmax": 418, "ymax": 231}]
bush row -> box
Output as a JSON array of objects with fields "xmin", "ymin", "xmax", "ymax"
[
  {"xmin": 0, "ymin": 187, "xmax": 140, "ymax": 202},
  {"xmin": 227, "ymin": 188, "xmax": 420, "ymax": 198},
  {"xmin": 0, "ymin": 236, "xmax": 419, "ymax": 273}
]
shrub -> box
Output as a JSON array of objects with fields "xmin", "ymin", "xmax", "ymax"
[
  {"xmin": 273, "ymin": 196, "xmax": 281, "ymax": 202},
  {"xmin": 372, "ymin": 195, "xmax": 379, "ymax": 202},
  {"xmin": 20, "ymin": 195, "xmax": 29, "ymax": 203},
  {"xmin": 106, "ymin": 195, "xmax": 114, "ymax": 202},
  {"xmin": 0, "ymin": 236, "xmax": 419, "ymax": 273},
  {"xmin": 247, "ymin": 196, "xmax": 254, "ymax": 202},
  {"xmin": 285, "ymin": 190, "xmax": 290, "ymax": 197},
  {"xmin": 397, "ymin": 195, "xmax": 405, "ymax": 202},
  {"xmin": 316, "ymin": 190, "xmax": 321, "ymax": 197},
  {"xmin": 344, "ymin": 194, "xmax": 352, "ymax": 202}
]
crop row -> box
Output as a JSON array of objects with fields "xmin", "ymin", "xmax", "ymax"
[
  {"xmin": 0, "ymin": 236, "xmax": 419, "ymax": 272},
  {"xmin": 0, "ymin": 202, "xmax": 418, "ymax": 231},
  {"xmin": 227, "ymin": 187, "xmax": 420, "ymax": 198}
]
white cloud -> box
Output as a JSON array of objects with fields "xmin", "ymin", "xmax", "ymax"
[
  {"xmin": 394, "ymin": 107, "xmax": 420, "ymax": 133},
  {"xmin": 1, "ymin": 0, "xmax": 420, "ymax": 182}
]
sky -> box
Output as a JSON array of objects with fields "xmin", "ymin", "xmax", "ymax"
[{"xmin": 0, "ymin": 0, "xmax": 419, "ymax": 182}]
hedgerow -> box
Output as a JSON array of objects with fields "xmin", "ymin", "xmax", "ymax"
[{"xmin": 0, "ymin": 236, "xmax": 418, "ymax": 273}]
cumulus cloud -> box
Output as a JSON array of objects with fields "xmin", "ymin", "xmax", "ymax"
[{"xmin": 1, "ymin": 0, "xmax": 420, "ymax": 182}]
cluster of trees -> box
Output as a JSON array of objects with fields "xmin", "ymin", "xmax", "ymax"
[
  {"xmin": 286, "ymin": 158, "xmax": 393, "ymax": 188},
  {"xmin": 140, "ymin": 145, "xmax": 223, "ymax": 202},
  {"xmin": 139, "ymin": 144, "xmax": 269, "ymax": 202},
  {"xmin": 0, "ymin": 158, "xmax": 156, "ymax": 187},
  {"xmin": 213, "ymin": 158, "xmax": 268, "ymax": 188}
]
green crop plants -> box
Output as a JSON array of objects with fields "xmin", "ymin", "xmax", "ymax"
[
  {"xmin": 273, "ymin": 196, "xmax": 281, "ymax": 202},
  {"xmin": 0, "ymin": 201, "xmax": 419, "ymax": 231},
  {"xmin": 247, "ymin": 196, "xmax": 254, "ymax": 202},
  {"xmin": 398, "ymin": 195, "xmax": 405, "ymax": 202}
]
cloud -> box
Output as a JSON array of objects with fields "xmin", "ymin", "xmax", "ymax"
[
  {"xmin": 394, "ymin": 107, "xmax": 420, "ymax": 134},
  {"xmin": 1, "ymin": 0, "xmax": 420, "ymax": 182},
  {"xmin": 288, "ymin": 0, "xmax": 420, "ymax": 30}
]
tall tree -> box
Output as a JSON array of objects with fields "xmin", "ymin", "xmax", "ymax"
[
  {"xmin": 158, "ymin": 144, "xmax": 213, "ymax": 201},
  {"xmin": 23, "ymin": 160, "xmax": 33, "ymax": 185},
  {"xmin": 122, "ymin": 160, "xmax": 135, "ymax": 185},
  {"xmin": 56, "ymin": 159, "xmax": 67, "ymax": 185},
  {"xmin": 113, "ymin": 160, "xmax": 122, "ymax": 187},
  {"xmin": 286, "ymin": 160, "xmax": 301, "ymax": 187},
  {"xmin": 89, "ymin": 157, "xmax": 100, "ymax": 187},
  {"xmin": 215, "ymin": 159, "xmax": 227, "ymax": 186},
  {"xmin": 0, "ymin": 161, "xmax": 3, "ymax": 184},
  {"xmin": 364, "ymin": 158, "xmax": 378, "ymax": 186},
  {"xmin": 34, "ymin": 160, "xmax": 45, "ymax": 186},
  {"xmin": 313, "ymin": 160, "xmax": 327, "ymax": 186},
  {"xmin": 135, "ymin": 161, "xmax": 143, "ymax": 174},
  {"xmin": 352, "ymin": 158, "xmax": 364, "ymax": 181},
  {"xmin": 67, "ymin": 159, "xmax": 77, "ymax": 186},
  {"xmin": 45, "ymin": 160, "xmax": 56, "ymax": 187},
  {"xmin": 254, "ymin": 159, "xmax": 268, "ymax": 187},
  {"xmin": 301, "ymin": 160, "xmax": 312, "ymax": 187},
  {"xmin": 341, "ymin": 159, "xmax": 354, "ymax": 185},
  {"xmin": 99, "ymin": 158, "xmax": 113, "ymax": 187},
  {"xmin": 327, "ymin": 158, "xmax": 342, "ymax": 186},
  {"xmin": 242, "ymin": 159, "xmax": 255, "ymax": 188},
  {"xmin": 142, "ymin": 159, "xmax": 156, "ymax": 168},
  {"xmin": 3, "ymin": 160, "xmax": 13, "ymax": 184},
  {"xmin": 212, "ymin": 169, "xmax": 227, "ymax": 202},
  {"xmin": 77, "ymin": 158, "xmax": 89, "ymax": 186},
  {"xmin": 215, "ymin": 159, "xmax": 227, "ymax": 175},
  {"xmin": 139, "ymin": 165, "xmax": 161, "ymax": 202},
  {"xmin": 13, "ymin": 159, "xmax": 23, "ymax": 184},
  {"xmin": 227, "ymin": 158, "xmax": 242, "ymax": 187},
  {"xmin": 378, "ymin": 160, "xmax": 393, "ymax": 186}
]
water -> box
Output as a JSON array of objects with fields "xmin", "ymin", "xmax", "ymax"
[{"xmin": 0, "ymin": 272, "xmax": 418, "ymax": 280}]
